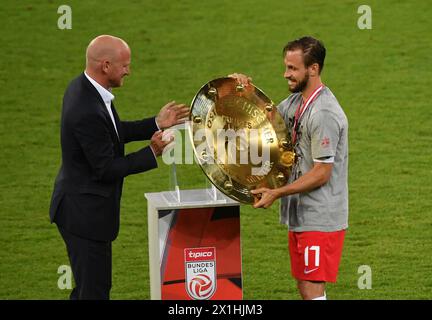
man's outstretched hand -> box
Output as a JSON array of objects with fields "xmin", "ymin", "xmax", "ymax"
[
  {"xmin": 228, "ymin": 73, "xmax": 253, "ymax": 87},
  {"xmin": 251, "ymin": 187, "xmax": 281, "ymax": 209},
  {"xmin": 156, "ymin": 101, "xmax": 189, "ymax": 129},
  {"xmin": 149, "ymin": 130, "xmax": 171, "ymax": 157}
]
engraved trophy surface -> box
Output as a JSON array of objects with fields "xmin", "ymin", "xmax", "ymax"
[{"xmin": 189, "ymin": 77, "xmax": 296, "ymax": 204}]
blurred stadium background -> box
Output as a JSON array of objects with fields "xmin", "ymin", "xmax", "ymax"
[{"xmin": 0, "ymin": 0, "xmax": 431, "ymax": 299}]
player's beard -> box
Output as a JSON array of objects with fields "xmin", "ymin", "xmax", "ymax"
[{"xmin": 289, "ymin": 72, "xmax": 309, "ymax": 93}]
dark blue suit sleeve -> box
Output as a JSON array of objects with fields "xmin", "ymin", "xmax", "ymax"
[
  {"xmin": 73, "ymin": 113, "xmax": 157, "ymax": 183},
  {"xmin": 120, "ymin": 117, "xmax": 159, "ymax": 143}
]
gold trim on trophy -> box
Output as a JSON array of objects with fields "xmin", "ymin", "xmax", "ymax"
[{"xmin": 189, "ymin": 77, "xmax": 296, "ymax": 204}]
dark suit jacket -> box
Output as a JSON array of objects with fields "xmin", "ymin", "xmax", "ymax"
[{"xmin": 49, "ymin": 73, "xmax": 158, "ymax": 241}]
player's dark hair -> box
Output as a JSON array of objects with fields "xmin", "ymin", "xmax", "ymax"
[{"xmin": 283, "ymin": 36, "xmax": 326, "ymax": 74}]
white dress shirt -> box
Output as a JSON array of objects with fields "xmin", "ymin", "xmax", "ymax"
[
  {"xmin": 84, "ymin": 72, "xmax": 119, "ymax": 139},
  {"xmin": 84, "ymin": 72, "xmax": 164, "ymax": 159}
]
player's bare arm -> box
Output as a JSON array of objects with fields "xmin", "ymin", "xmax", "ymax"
[{"xmin": 252, "ymin": 162, "xmax": 333, "ymax": 208}]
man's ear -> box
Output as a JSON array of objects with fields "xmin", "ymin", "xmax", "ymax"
[
  {"xmin": 101, "ymin": 60, "xmax": 110, "ymax": 74},
  {"xmin": 309, "ymin": 63, "xmax": 320, "ymax": 77}
]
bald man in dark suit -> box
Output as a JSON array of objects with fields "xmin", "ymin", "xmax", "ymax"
[{"xmin": 49, "ymin": 35, "xmax": 188, "ymax": 299}]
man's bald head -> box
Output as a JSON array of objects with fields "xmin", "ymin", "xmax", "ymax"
[
  {"xmin": 86, "ymin": 35, "xmax": 129, "ymax": 66},
  {"xmin": 85, "ymin": 35, "xmax": 131, "ymax": 89}
]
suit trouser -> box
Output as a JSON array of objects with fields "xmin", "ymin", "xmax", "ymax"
[{"xmin": 58, "ymin": 225, "xmax": 112, "ymax": 300}]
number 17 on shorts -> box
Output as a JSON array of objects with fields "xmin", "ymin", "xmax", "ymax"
[{"xmin": 289, "ymin": 230, "xmax": 345, "ymax": 283}]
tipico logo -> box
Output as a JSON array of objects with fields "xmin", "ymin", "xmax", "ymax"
[{"xmin": 184, "ymin": 247, "xmax": 217, "ymax": 300}]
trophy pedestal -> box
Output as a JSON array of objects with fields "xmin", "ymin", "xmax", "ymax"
[{"xmin": 145, "ymin": 188, "xmax": 242, "ymax": 300}]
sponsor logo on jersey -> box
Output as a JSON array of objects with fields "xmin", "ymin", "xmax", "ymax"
[{"xmin": 321, "ymin": 137, "xmax": 330, "ymax": 147}]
